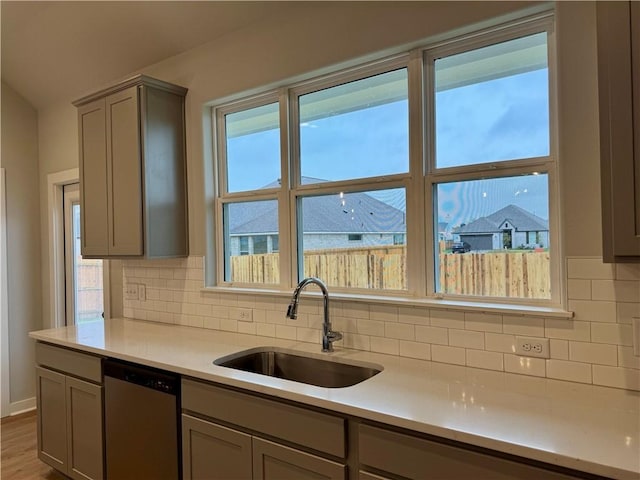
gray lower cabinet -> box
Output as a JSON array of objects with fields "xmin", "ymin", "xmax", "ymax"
[
  {"xmin": 182, "ymin": 414, "xmax": 252, "ymax": 480},
  {"xmin": 35, "ymin": 343, "xmax": 104, "ymax": 480},
  {"xmin": 358, "ymin": 424, "xmax": 579, "ymax": 480},
  {"xmin": 252, "ymin": 437, "xmax": 345, "ymax": 480},
  {"xmin": 181, "ymin": 379, "xmax": 347, "ymax": 480}
]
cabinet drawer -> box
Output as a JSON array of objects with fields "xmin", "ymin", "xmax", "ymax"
[
  {"xmin": 359, "ymin": 424, "xmax": 576, "ymax": 480},
  {"xmin": 182, "ymin": 379, "xmax": 345, "ymax": 458},
  {"xmin": 36, "ymin": 343, "xmax": 102, "ymax": 384}
]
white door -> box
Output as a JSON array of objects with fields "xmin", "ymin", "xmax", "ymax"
[{"xmin": 63, "ymin": 184, "xmax": 104, "ymax": 325}]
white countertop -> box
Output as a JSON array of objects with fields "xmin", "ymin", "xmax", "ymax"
[{"xmin": 30, "ymin": 318, "xmax": 640, "ymax": 479}]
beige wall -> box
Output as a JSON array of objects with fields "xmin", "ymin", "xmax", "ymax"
[{"xmin": 1, "ymin": 81, "xmax": 41, "ymax": 406}]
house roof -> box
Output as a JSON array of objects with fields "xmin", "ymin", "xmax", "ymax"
[
  {"xmin": 454, "ymin": 204, "xmax": 548, "ymax": 234},
  {"xmin": 228, "ymin": 178, "xmax": 406, "ymax": 235}
]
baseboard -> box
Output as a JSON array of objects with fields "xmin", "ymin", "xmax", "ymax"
[{"xmin": 9, "ymin": 397, "xmax": 36, "ymax": 416}]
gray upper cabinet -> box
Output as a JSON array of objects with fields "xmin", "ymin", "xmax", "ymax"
[
  {"xmin": 597, "ymin": 1, "xmax": 640, "ymax": 262},
  {"xmin": 74, "ymin": 75, "xmax": 188, "ymax": 258}
]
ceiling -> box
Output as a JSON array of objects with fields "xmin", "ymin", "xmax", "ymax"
[{"xmin": 1, "ymin": 1, "xmax": 288, "ymax": 110}]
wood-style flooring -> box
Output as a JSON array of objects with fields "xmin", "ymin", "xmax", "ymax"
[{"xmin": 1, "ymin": 410, "xmax": 66, "ymax": 480}]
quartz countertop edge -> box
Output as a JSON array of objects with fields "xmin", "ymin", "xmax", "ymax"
[{"xmin": 29, "ymin": 318, "xmax": 640, "ymax": 480}]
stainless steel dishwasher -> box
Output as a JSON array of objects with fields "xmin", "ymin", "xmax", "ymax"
[{"xmin": 104, "ymin": 359, "xmax": 180, "ymax": 479}]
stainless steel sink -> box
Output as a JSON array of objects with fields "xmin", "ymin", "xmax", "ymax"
[{"xmin": 214, "ymin": 347, "xmax": 382, "ymax": 388}]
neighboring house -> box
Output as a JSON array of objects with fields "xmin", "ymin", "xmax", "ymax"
[
  {"xmin": 453, "ymin": 204, "xmax": 549, "ymax": 251},
  {"xmin": 227, "ymin": 179, "xmax": 406, "ymax": 255}
]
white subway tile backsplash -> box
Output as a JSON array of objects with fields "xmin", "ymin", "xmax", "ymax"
[
  {"xmin": 466, "ymin": 349, "xmax": 503, "ymax": 371},
  {"xmin": 504, "ymin": 354, "xmax": 546, "ymax": 377},
  {"xmin": 484, "ymin": 333, "xmax": 516, "ymax": 354},
  {"xmin": 592, "ymin": 365, "xmax": 640, "ymax": 390},
  {"xmin": 546, "ymin": 359, "xmax": 592, "ymax": 384},
  {"xmin": 342, "ymin": 333, "xmax": 371, "ymax": 351},
  {"xmin": 275, "ymin": 325, "xmax": 297, "ymax": 340},
  {"xmin": 464, "ymin": 312, "xmax": 502, "ymax": 333},
  {"xmin": 398, "ymin": 306, "xmax": 430, "ymax": 325},
  {"xmin": 567, "ymin": 279, "xmax": 592, "ymax": 300},
  {"xmin": 568, "ymin": 299, "xmax": 617, "ymax": 322},
  {"xmin": 357, "ymin": 319, "xmax": 385, "ymax": 337},
  {"xmin": 567, "ymin": 258, "xmax": 615, "ymax": 280},
  {"xmin": 449, "ymin": 329, "xmax": 484, "ymax": 349},
  {"xmin": 545, "ymin": 319, "xmax": 591, "ymax": 342},
  {"xmin": 370, "ymin": 305, "xmax": 398, "ymax": 322},
  {"xmin": 122, "ymin": 256, "xmax": 640, "ymax": 392},
  {"xmin": 569, "ymin": 341, "xmax": 617, "ymax": 366},
  {"xmin": 370, "ymin": 336, "xmax": 399, "ymax": 355},
  {"xmin": 616, "ymin": 264, "xmax": 640, "ymax": 281},
  {"xmin": 399, "ymin": 341, "xmax": 431, "ymax": 360},
  {"xmin": 430, "ymin": 310, "xmax": 464, "ymax": 329},
  {"xmin": 591, "ymin": 323, "xmax": 633, "ymax": 346},
  {"xmin": 503, "ymin": 315, "xmax": 544, "ymax": 336},
  {"xmin": 384, "ymin": 322, "xmax": 415, "ymax": 341},
  {"xmin": 432, "ymin": 345, "xmax": 466, "ymax": 366},
  {"xmin": 617, "ymin": 302, "xmax": 640, "ymax": 324},
  {"xmin": 618, "ymin": 346, "xmax": 640, "ymax": 369},
  {"xmin": 256, "ymin": 323, "xmax": 276, "ymax": 337},
  {"xmin": 237, "ymin": 322, "xmax": 257, "ymax": 335},
  {"xmin": 591, "ymin": 280, "xmax": 640, "ymax": 303},
  {"xmin": 415, "ymin": 325, "xmax": 449, "ymax": 345},
  {"xmin": 549, "ymin": 339, "xmax": 569, "ymax": 360}
]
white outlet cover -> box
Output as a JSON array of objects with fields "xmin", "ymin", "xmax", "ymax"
[
  {"xmin": 515, "ymin": 336, "xmax": 550, "ymax": 359},
  {"xmin": 125, "ymin": 284, "xmax": 138, "ymax": 300},
  {"xmin": 230, "ymin": 307, "xmax": 253, "ymax": 322}
]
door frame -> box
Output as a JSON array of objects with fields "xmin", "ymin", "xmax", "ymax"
[
  {"xmin": 47, "ymin": 169, "xmax": 110, "ymax": 328},
  {"xmin": 1, "ymin": 168, "xmax": 10, "ymax": 416}
]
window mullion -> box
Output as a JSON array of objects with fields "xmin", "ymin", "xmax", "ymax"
[
  {"xmin": 407, "ymin": 48, "xmax": 427, "ymax": 297},
  {"xmin": 278, "ymin": 88, "xmax": 294, "ymax": 289}
]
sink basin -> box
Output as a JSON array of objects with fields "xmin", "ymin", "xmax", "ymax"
[{"xmin": 214, "ymin": 347, "xmax": 382, "ymax": 388}]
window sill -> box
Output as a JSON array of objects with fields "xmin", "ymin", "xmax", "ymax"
[{"xmin": 201, "ymin": 286, "xmax": 574, "ymax": 319}]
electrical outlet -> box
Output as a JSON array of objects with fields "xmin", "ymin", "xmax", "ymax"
[
  {"xmin": 515, "ymin": 336, "xmax": 550, "ymax": 358},
  {"xmin": 125, "ymin": 284, "xmax": 139, "ymax": 300},
  {"xmin": 138, "ymin": 284, "xmax": 146, "ymax": 302},
  {"xmin": 230, "ymin": 307, "xmax": 253, "ymax": 322}
]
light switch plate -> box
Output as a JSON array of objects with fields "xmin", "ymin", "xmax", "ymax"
[
  {"xmin": 633, "ymin": 318, "xmax": 640, "ymax": 357},
  {"xmin": 138, "ymin": 284, "xmax": 146, "ymax": 302}
]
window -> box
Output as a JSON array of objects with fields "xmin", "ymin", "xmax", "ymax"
[
  {"xmin": 429, "ymin": 28, "xmax": 554, "ymax": 301},
  {"xmin": 63, "ymin": 184, "xmax": 104, "ymax": 324},
  {"xmin": 213, "ymin": 14, "xmax": 558, "ymax": 306}
]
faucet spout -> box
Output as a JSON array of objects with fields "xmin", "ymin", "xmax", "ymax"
[{"xmin": 286, "ymin": 277, "xmax": 341, "ymax": 352}]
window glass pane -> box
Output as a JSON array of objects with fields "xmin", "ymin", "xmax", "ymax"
[
  {"xmin": 435, "ymin": 33, "xmax": 549, "ymax": 168},
  {"xmin": 299, "ymin": 69, "xmax": 409, "ymax": 184},
  {"xmin": 73, "ymin": 204, "xmax": 103, "ymax": 323},
  {"xmin": 225, "ymin": 102, "xmax": 280, "ymax": 192},
  {"xmin": 435, "ymin": 174, "xmax": 550, "ymax": 299},
  {"xmin": 299, "ymin": 188, "xmax": 406, "ymax": 289},
  {"xmin": 224, "ymin": 200, "xmax": 279, "ymax": 283}
]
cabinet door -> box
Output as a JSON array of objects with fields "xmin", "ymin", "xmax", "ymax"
[
  {"xmin": 36, "ymin": 367, "xmax": 68, "ymax": 473},
  {"xmin": 106, "ymin": 86, "xmax": 143, "ymax": 256},
  {"xmin": 252, "ymin": 438, "xmax": 345, "ymax": 480},
  {"xmin": 78, "ymin": 98, "xmax": 109, "ymax": 257},
  {"xmin": 597, "ymin": 1, "xmax": 640, "ymax": 261},
  {"xmin": 66, "ymin": 376, "xmax": 104, "ymax": 480},
  {"xmin": 182, "ymin": 414, "xmax": 252, "ymax": 480}
]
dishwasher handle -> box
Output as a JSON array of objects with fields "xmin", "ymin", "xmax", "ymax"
[{"xmin": 104, "ymin": 360, "xmax": 179, "ymax": 395}]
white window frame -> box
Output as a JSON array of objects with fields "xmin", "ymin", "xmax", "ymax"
[
  {"xmin": 423, "ymin": 15, "xmax": 560, "ymax": 307},
  {"xmin": 210, "ymin": 10, "xmax": 563, "ymax": 310}
]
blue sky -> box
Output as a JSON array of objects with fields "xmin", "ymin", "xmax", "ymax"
[{"xmin": 226, "ymin": 67, "xmax": 549, "ymax": 227}]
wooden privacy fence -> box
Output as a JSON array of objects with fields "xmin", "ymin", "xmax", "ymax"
[{"xmin": 231, "ymin": 247, "xmax": 550, "ymax": 299}]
